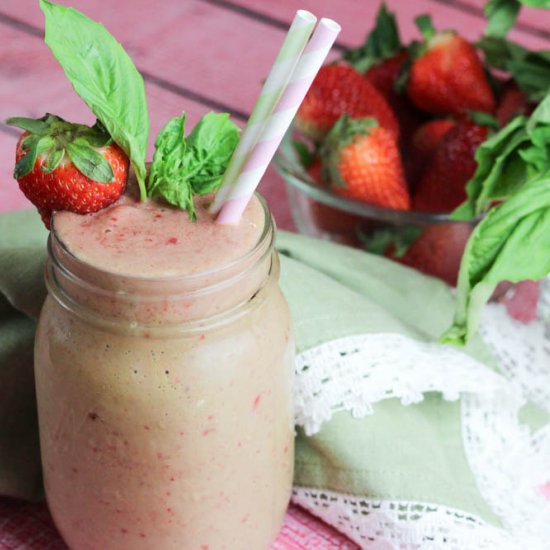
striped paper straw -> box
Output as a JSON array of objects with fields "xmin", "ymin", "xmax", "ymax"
[
  {"xmin": 215, "ymin": 18, "xmax": 341, "ymax": 225},
  {"xmin": 209, "ymin": 10, "xmax": 317, "ymax": 214}
]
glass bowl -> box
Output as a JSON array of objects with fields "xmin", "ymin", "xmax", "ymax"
[{"xmin": 274, "ymin": 130, "xmax": 476, "ymax": 287}]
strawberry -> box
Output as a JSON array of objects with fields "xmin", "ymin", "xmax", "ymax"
[
  {"xmin": 364, "ymin": 50, "xmax": 409, "ymax": 98},
  {"xmin": 406, "ymin": 118, "xmax": 456, "ymax": 185},
  {"xmin": 405, "ymin": 16, "xmax": 496, "ymax": 117},
  {"xmin": 322, "ymin": 115, "xmax": 410, "ymax": 210},
  {"xmin": 295, "ymin": 65, "xmax": 400, "ymax": 142},
  {"xmin": 365, "ymin": 51, "xmax": 428, "ymax": 148},
  {"xmin": 412, "ymin": 121, "xmax": 488, "ymax": 213},
  {"xmin": 392, "ymin": 222, "xmax": 473, "ymax": 286},
  {"xmin": 7, "ymin": 114, "xmax": 128, "ymax": 228},
  {"xmin": 496, "ymin": 81, "xmax": 533, "ymax": 126},
  {"xmin": 305, "ymin": 157, "xmax": 364, "ymax": 240},
  {"xmin": 307, "ymin": 157, "xmax": 324, "ymax": 185},
  {"xmin": 342, "ymin": 4, "xmax": 425, "ymax": 147}
]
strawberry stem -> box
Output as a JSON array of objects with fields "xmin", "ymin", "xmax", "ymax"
[{"xmin": 415, "ymin": 14, "xmax": 436, "ymax": 40}]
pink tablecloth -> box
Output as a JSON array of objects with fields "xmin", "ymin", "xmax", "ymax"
[
  {"xmin": 0, "ymin": 499, "xmax": 358, "ymax": 550},
  {"xmin": 1, "ymin": 0, "xmax": 549, "ymax": 548}
]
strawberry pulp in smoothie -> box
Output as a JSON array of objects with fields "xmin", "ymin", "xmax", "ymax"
[{"xmin": 34, "ymin": 187, "xmax": 295, "ymax": 550}]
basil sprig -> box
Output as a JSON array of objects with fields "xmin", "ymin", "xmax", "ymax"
[
  {"xmin": 40, "ymin": 0, "xmax": 149, "ymax": 199},
  {"xmin": 148, "ymin": 113, "xmax": 239, "ymax": 219},
  {"xmin": 442, "ymin": 99, "xmax": 550, "ymax": 344}
]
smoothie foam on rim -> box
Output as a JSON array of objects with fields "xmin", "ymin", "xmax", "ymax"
[{"xmin": 54, "ymin": 183, "xmax": 265, "ymax": 279}]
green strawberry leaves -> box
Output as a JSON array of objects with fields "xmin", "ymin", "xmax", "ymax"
[
  {"xmin": 7, "ymin": 113, "xmax": 115, "ymax": 182},
  {"xmin": 13, "ymin": 136, "xmax": 54, "ymax": 179},
  {"xmin": 39, "ymin": 0, "xmax": 149, "ymax": 199},
  {"xmin": 42, "ymin": 148, "xmax": 65, "ymax": 175},
  {"xmin": 292, "ymin": 140, "xmax": 315, "ymax": 169},
  {"xmin": 415, "ymin": 14, "xmax": 437, "ymax": 41},
  {"xmin": 66, "ymin": 142, "xmax": 114, "ymax": 183},
  {"xmin": 485, "ymin": 0, "xmax": 550, "ymax": 40},
  {"xmin": 484, "ymin": 0, "xmax": 521, "ymax": 38},
  {"xmin": 342, "ymin": 3, "xmax": 402, "ymax": 73},
  {"xmin": 4, "ymin": 117, "xmax": 50, "ymax": 135},
  {"xmin": 148, "ymin": 112, "xmax": 239, "ymax": 220},
  {"xmin": 468, "ymin": 111, "xmax": 501, "ymax": 131},
  {"xmin": 358, "ymin": 224, "xmax": 422, "ymax": 257}
]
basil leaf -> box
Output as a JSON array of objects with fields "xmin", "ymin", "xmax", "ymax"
[
  {"xmin": 148, "ymin": 115, "xmax": 190, "ymax": 207},
  {"xmin": 442, "ymin": 173, "xmax": 550, "ymax": 345},
  {"xmin": 528, "ymin": 93, "xmax": 550, "ymax": 128},
  {"xmin": 66, "ymin": 142, "xmax": 115, "ymax": 183},
  {"xmin": 40, "ymin": 0, "xmax": 149, "ymax": 198},
  {"xmin": 186, "ymin": 112, "xmax": 240, "ymax": 194},
  {"xmin": 156, "ymin": 181, "xmax": 195, "ymax": 220},
  {"xmin": 149, "ymin": 112, "xmax": 239, "ymax": 219},
  {"xmin": 520, "ymin": 0, "xmax": 550, "ymax": 6},
  {"xmin": 5, "ymin": 117, "xmax": 49, "ymax": 135},
  {"xmin": 452, "ymin": 117, "xmax": 533, "ymax": 220}
]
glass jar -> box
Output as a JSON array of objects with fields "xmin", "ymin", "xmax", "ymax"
[{"xmin": 34, "ymin": 199, "xmax": 294, "ymax": 550}]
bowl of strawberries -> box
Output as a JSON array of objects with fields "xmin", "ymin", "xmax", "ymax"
[{"xmin": 276, "ymin": 5, "xmax": 539, "ymax": 287}]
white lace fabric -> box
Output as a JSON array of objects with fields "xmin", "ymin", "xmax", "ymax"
[{"xmin": 292, "ymin": 280, "xmax": 550, "ymax": 549}]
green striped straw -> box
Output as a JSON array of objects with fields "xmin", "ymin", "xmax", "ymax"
[{"xmin": 210, "ymin": 9, "xmax": 317, "ymax": 213}]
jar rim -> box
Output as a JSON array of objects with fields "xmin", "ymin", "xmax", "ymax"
[{"xmin": 49, "ymin": 193, "xmax": 274, "ymax": 284}]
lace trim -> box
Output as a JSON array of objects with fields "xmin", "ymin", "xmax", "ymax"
[
  {"xmin": 479, "ymin": 284, "xmax": 550, "ymax": 413},
  {"xmin": 461, "ymin": 394, "xmax": 550, "ymax": 549},
  {"xmin": 292, "ymin": 488, "xmax": 520, "ymax": 550},
  {"xmin": 293, "ymin": 282, "xmax": 550, "ymax": 548},
  {"xmin": 294, "ymin": 333, "xmax": 516, "ymax": 436}
]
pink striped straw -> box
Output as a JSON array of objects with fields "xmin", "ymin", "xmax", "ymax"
[{"xmin": 215, "ymin": 18, "xmax": 341, "ymax": 225}]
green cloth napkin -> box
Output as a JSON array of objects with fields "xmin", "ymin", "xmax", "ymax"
[{"xmin": 1, "ymin": 210, "xmax": 547, "ymax": 543}]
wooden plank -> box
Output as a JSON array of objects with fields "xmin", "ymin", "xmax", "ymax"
[
  {"xmin": 441, "ymin": 0, "xmax": 550, "ymax": 41},
  {"xmin": 0, "ymin": 0, "xmax": 297, "ymax": 117},
  {"xmin": 228, "ymin": 0, "xmax": 550, "ymax": 49}
]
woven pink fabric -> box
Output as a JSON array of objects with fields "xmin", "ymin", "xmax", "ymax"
[{"xmin": 0, "ymin": 499, "xmax": 356, "ymax": 550}]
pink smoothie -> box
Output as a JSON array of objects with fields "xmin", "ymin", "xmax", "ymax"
[
  {"xmin": 35, "ymin": 188, "xmax": 295, "ymax": 550},
  {"xmin": 54, "ymin": 192, "xmax": 264, "ymax": 278}
]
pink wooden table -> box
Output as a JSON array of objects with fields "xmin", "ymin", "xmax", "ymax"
[{"xmin": 1, "ymin": 1, "xmax": 549, "ymax": 548}]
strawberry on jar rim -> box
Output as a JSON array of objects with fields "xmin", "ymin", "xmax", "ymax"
[
  {"xmin": 322, "ymin": 115, "xmax": 410, "ymax": 210},
  {"xmin": 405, "ymin": 15, "xmax": 496, "ymax": 117},
  {"xmin": 295, "ymin": 65, "xmax": 400, "ymax": 142},
  {"xmin": 7, "ymin": 114, "xmax": 129, "ymax": 228}
]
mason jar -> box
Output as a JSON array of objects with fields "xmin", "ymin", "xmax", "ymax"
[{"xmin": 34, "ymin": 196, "xmax": 294, "ymax": 550}]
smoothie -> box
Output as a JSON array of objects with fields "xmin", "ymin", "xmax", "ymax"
[{"xmin": 34, "ymin": 188, "xmax": 295, "ymax": 550}]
